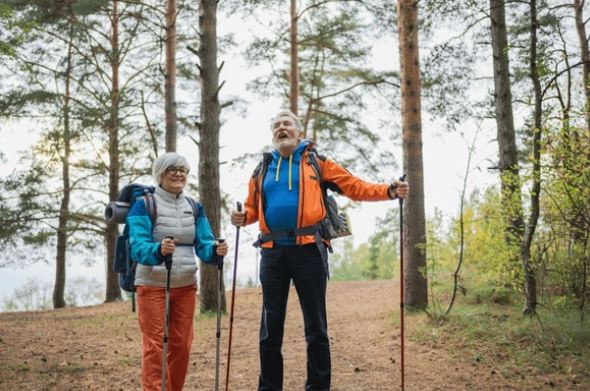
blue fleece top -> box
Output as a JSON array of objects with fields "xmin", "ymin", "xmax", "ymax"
[
  {"xmin": 126, "ymin": 193, "xmax": 216, "ymax": 266},
  {"xmin": 263, "ymin": 140, "xmax": 309, "ymax": 245}
]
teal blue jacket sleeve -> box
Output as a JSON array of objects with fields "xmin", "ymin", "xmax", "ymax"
[
  {"xmin": 127, "ymin": 198, "xmax": 165, "ymax": 266},
  {"xmin": 194, "ymin": 203, "xmax": 216, "ymax": 264}
]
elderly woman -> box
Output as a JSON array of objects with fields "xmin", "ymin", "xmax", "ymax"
[{"xmin": 127, "ymin": 152, "xmax": 228, "ymax": 391}]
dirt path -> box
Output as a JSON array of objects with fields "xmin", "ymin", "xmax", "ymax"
[{"xmin": 0, "ymin": 280, "xmax": 584, "ymax": 390}]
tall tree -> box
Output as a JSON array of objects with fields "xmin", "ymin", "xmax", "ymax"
[
  {"xmin": 105, "ymin": 0, "xmax": 122, "ymax": 302},
  {"xmin": 53, "ymin": 15, "xmax": 75, "ymax": 309},
  {"xmin": 517, "ymin": 0, "xmax": 541, "ymax": 315},
  {"xmin": 489, "ymin": 0, "xmax": 525, "ymax": 298},
  {"xmin": 289, "ymin": 0, "xmax": 298, "ymax": 114},
  {"xmin": 574, "ymin": 0, "xmax": 590, "ymax": 130},
  {"xmin": 165, "ymin": 0, "xmax": 177, "ymax": 152},
  {"xmin": 0, "ymin": 0, "xmax": 114, "ymax": 306},
  {"xmin": 244, "ymin": 1, "xmax": 397, "ymax": 177},
  {"xmin": 397, "ymin": 0, "xmax": 428, "ymax": 309},
  {"xmin": 197, "ymin": 0, "xmax": 225, "ymax": 312}
]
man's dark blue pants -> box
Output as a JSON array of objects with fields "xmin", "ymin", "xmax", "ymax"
[{"xmin": 257, "ymin": 243, "xmax": 330, "ymax": 391}]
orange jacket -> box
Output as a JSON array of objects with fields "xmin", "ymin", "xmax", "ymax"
[{"xmin": 243, "ymin": 144, "xmax": 394, "ymax": 248}]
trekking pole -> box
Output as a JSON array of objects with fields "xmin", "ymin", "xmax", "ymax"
[
  {"xmin": 398, "ymin": 175, "xmax": 406, "ymax": 391},
  {"xmin": 215, "ymin": 238, "xmax": 226, "ymax": 391},
  {"xmin": 225, "ymin": 202, "xmax": 242, "ymax": 391},
  {"xmin": 161, "ymin": 236, "xmax": 174, "ymax": 391}
]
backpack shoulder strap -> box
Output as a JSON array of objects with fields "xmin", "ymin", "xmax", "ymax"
[
  {"xmin": 185, "ymin": 196, "xmax": 199, "ymax": 219},
  {"xmin": 141, "ymin": 191, "xmax": 157, "ymax": 225},
  {"xmin": 253, "ymin": 152, "xmax": 273, "ymax": 193},
  {"xmin": 307, "ymin": 147, "xmax": 325, "ymax": 185}
]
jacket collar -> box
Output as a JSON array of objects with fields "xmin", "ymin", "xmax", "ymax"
[{"xmin": 156, "ymin": 185, "xmax": 184, "ymax": 202}]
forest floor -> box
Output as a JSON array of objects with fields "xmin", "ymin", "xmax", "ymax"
[{"xmin": 0, "ymin": 279, "xmax": 587, "ymax": 390}]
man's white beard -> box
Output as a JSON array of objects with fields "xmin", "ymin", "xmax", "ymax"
[{"xmin": 274, "ymin": 138, "xmax": 298, "ymax": 156}]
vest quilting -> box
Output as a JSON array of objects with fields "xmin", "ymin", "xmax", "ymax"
[{"xmin": 134, "ymin": 186, "xmax": 199, "ymax": 288}]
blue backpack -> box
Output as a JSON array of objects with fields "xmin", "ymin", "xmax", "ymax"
[{"xmin": 105, "ymin": 184, "xmax": 198, "ymax": 293}]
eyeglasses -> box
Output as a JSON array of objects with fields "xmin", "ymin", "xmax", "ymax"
[{"xmin": 166, "ymin": 167, "xmax": 189, "ymax": 176}]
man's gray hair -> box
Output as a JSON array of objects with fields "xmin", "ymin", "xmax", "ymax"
[
  {"xmin": 270, "ymin": 110, "xmax": 303, "ymax": 132},
  {"xmin": 152, "ymin": 152, "xmax": 190, "ymax": 184}
]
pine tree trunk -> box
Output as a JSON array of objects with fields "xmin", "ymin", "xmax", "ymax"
[
  {"xmin": 489, "ymin": 0, "xmax": 525, "ymax": 270},
  {"xmin": 198, "ymin": 0, "xmax": 226, "ymax": 313},
  {"xmin": 519, "ymin": 0, "xmax": 540, "ymax": 315},
  {"xmin": 165, "ymin": 0, "xmax": 177, "ymax": 152},
  {"xmin": 105, "ymin": 0, "xmax": 122, "ymax": 303},
  {"xmin": 290, "ymin": 0, "xmax": 299, "ymax": 116},
  {"xmin": 53, "ymin": 21, "xmax": 74, "ymax": 309},
  {"xmin": 397, "ymin": 0, "xmax": 428, "ymax": 309}
]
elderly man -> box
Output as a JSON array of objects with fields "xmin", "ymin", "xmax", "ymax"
[{"xmin": 231, "ymin": 110, "xmax": 408, "ymax": 391}]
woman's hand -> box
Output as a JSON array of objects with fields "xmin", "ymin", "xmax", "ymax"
[
  {"xmin": 160, "ymin": 237, "xmax": 177, "ymax": 256},
  {"xmin": 216, "ymin": 240, "xmax": 229, "ymax": 256}
]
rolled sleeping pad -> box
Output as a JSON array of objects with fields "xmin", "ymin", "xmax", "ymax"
[{"xmin": 104, "ymin": 201, "xmax": 131, "ymax": 224}]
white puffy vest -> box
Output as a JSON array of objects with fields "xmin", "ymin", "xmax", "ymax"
[{"xmin": 134, "ymin": 186, "xmax": 199, "ymax": 288}]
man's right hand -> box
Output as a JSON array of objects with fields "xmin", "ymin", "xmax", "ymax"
[{"xmin": 231, "ymin": 210, "xmax": 246, "ymax": 227}]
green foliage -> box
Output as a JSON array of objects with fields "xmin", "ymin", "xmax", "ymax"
[
  {"xmin": 0, "ymin": 4, "xmax": 15, "ymax": 57},
  {"xmin": 412, "ymin": 297, "xmax": 590, "ymax": 377},
  {"xmin": 330, "ymin": 237, "xmax": 368, "ymax": 281},
  {"xmin": 452, "ymin": 188, "xmax": 518, "ymax": 290},
  {"xmin": 244, "ymin": 1, "xmax": 398, "ymax": 178},
  {"xmin": 329, "ymin": 207, "xmax": 399, "ymax": 281},
  {"xmin": 421, "ymin": 41, "xmax": 475, "ymax": 129}
]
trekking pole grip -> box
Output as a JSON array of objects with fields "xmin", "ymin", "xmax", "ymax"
[
  {"xmin": 216, "ymin": 238, "xmax": 225, "ymax": 271},
  {"xmin": 398, "ymin": 174, "xmax": 406, "ymax": 206},
  {"xmin": 164, "ymin": 236, "xmax": 174, "ymax": 271}
]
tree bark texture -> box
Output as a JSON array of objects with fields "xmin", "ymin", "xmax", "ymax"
[
  {"xmin": 290, "ymin": 0, "xmax": 299, "ymax": 116},
  {"xmin": 575, "ymin": 0, "xmax": 590, "ymax": 132},
  {"xmin": 573, "ymin": 0, "xmax": 590, "ymax": 242},
  {"xmin": 53, "ymin": 21, "xmax": 74, "ymax": 309},
  {"xmin": 489, "ymin": 0, "xmax": 525, "ymax": 249},
  {"xmin": 397, "ymin": 0, "xmax": 428, "ymax": 309},
  {"xmin": 519, "ymin": 0, "xmax": 540, "ymax": 315},
  {"xmin": 105, "ymin": 0, "xmax": 122, "ymax": 302},
  {"xmin": 573, "ymin": 2, "xmax": 590, "ymax": 315},
  {"xmin": 165, "ymin": 0, "xmax": 177, "ymax": 152},
  {"xmin": 198, "ymin": 0, "xmax": 226, "ymax": 313}
]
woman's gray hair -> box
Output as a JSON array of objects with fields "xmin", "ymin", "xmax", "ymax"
[
  {"xmin": 270, "ymin": 110, "xmax": 303, "ymax": 132},
  {"xmin": 152, "ymin": 152, "xmax": 190, "ymax": 184}
]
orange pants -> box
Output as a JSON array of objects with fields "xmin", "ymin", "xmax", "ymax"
[{"xmin": 137, "ymin": 284, "xmax": 197, "ymax": 391}]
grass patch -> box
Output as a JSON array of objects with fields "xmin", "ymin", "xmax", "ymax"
[
  {"xmin": 197, "ymin": 310, "xmax": 218, "ymax": 320},
  {"xmin": 409, "ymin": 297, "xmax": 590, "ymax": 378}
]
